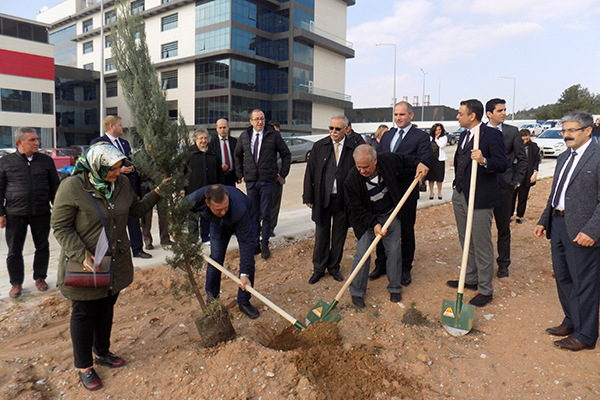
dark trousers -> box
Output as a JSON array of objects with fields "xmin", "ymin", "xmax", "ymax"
[
  {"xmin": 511, "ymin": 184, "xmax": 531, "ymax": 218},
  {"xmin": 247, "ymin": 180, "xmax": 275, "ymax": 247},
  {"xmin": 551, "ymin": 215, "xmax": 600, "ymax": 346},
  {"xmin": 70, "ymin": 292, "xmax": 119, "ymax": 369},
  {"xmin": 312, "ymin": 194, "xmax": 347, "ymax": 275},
  {"xmin": 206, "ymin": 224, "xmax": 254, "ymax": 305},
  {"xmin": 6, "ymin": 213, "xmax": 51, "ymax": 285},
  {"xmin": 493, "ymin": 187, "xmax": 513, "ymax": 269},
  {"xmin": 270, "ymin": 182, "xmax": 284, "ymax": 234},
  {"xmin": 375, "ymin": 195, "xmax": 417, "ymax": 273},
  {"xmin": 142, "ymin": 207, "xmax": 170, "ymax": 246},
  {"xmin": 127, "ymin": 217, "xmax": 144, "ymax": 254}
]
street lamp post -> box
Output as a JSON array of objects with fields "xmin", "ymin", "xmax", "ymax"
[
  {"xmin": 496, "ymin": 76, "xmax": 516, "ymax": 121},
  {"xmin": 376, "ymin": 43, "xmax": 396, "ymax": 123},
  {"xmin": 420, "ymin": 68, "xmax": 427, "ymax": 121}
]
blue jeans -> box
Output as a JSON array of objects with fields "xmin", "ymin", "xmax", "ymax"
[
  {"xmin": 206, "ymin": 224, "xmax": 254, "ymax": 305},
  {"xmin": 349, "ymin": 214, "xmax": 402, "ymax": 298}
]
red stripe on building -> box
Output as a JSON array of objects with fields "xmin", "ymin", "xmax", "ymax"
[{"xmin": 0, "ymin": 49, "xmax": 54, "ymax": 81}]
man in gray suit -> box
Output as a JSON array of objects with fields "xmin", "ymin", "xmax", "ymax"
[
  {"xmin": 485, "ymin": 98, "xmax": 527, "ymax": 278},
  {"xmin": 534, "ymin": 111, "xmax": 600, "ymax": 351}
]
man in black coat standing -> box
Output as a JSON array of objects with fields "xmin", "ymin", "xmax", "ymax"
[
  {"xmin": 234, "ymin": 109, "xmax": 291, "ymax": 259},
  {"xmin": 303, "ymin": 114, "xmax": 358, "ymax": 284},
  {"xmin": 511, "ymin": 129, "xmax": 541, "ymax": 224},
  {"xmin": 485, "ymin": 98, "xmax": 527, "ymax": 278},
  {"xmin": 374, "ymin": 101, "xmax": 431, "ymax": 286},
  {"xmin": 0, "ymin": 127, "xmax": 59, "ymax": 298},
  {"xmin": 209, "ymin": 119, "xmax": 238, "ymax": 187}
]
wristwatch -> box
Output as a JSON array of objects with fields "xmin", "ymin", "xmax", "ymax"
[{"xmin": 240, "ymin": 273, "xmax": 249, "ymax": 277}]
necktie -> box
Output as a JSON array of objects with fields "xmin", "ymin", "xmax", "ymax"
[
  {"xmin": 114, "ymin": 138, "xmax": 125, "ymax": 155},
  {"xmin": 462, "ymin": 130, "xmax": 471, "ymax": 150},
  {"xmin": 551, "ymin": 150, "xmax": 577, "ymax": 208},
  {"xmin": 253, "ymin": 132, "xmax": 260, "ymax": 164},
  {"xmin": 392, "ymin": 128, "xmax": 403, "ymax": 152},
  {"xmin": 334, "ymin": 142, "xmax": 340, "ymax": 164},
  {"xmin": 222, "ymin": 138, "xmax": 230, "ymax": 168}
]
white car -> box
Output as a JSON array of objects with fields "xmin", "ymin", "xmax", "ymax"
[
  {"xmin": 533, "ymin": 128, "xmax": 567, "ymax": 157},
  {"xmin": 519, "ymin": 123, "xmax": 543, "ymax": 136}
]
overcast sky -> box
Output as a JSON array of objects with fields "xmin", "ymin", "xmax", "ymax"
[{"xmin": 5, "ymin": 0, "xmax": 600, "ymax": 112}]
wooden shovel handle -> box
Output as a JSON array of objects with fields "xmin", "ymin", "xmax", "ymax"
[{"xmin": 333, "ymin": 176, "xmax": 421, "ymax": 303}]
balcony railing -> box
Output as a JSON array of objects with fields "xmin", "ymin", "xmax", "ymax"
[
  {"xmin": 294, "ymin": 21, "xmax": 353, "ymax": 49},
  {"xmin": 294, "ymin": 84, "xmax": 352, "ymax": 102}
]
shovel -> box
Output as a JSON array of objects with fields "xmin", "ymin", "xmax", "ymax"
[
  {"xmin": 441, "ymin": 126, "xmax": 479, "ymax": 336},
  {"xmin": 204, "ymin": 256, "xmax": 307, "ymax": 330},
  {"xmin": 307, "ymin": 176, "xmax": 422, "ymax": 325}
]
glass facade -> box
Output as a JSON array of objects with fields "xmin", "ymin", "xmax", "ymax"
[
  {"xmin": 292, "ymin": 100, "xmax": 311, "ymax": 126},
  {"xmin": 49, "ymin": 24, "xmax": 77, "ymax": 66},
  {"xmin": 293, "ymin": 41, "xmax": 313, "ymax": 65},
  {"xmin": 0, "ymin": 126, "xmax": 53, "ymax": 148},
  {"xmin": 195, "ymin": 96, "xmax": 228, "ymax": 125},
  {"xmin": 195, "ymin": 28, "xmax": 229, "ymax": 54},
  {"xmin": 232, "ymin": 0, "xmax": 289, "ymax": 33},
  {"xmin": 231, "ymin": 60, "xmax": 287, "ymax": 94},
  {"xmin": 56, "ymin": 105, "xmax": 98, "ymax": 128},
  {"xmin": 195, "ymin": 0, "xmax": 230, "ymax": 28},
  {"xmin": 195, "ymin": 59, "xmax": 229, "ymax": 91},
  {"xmin": 294, "ymin": 8, "xmax": 313, "ymax": 25},
  {"xmin": 55, "ymin": 77, "xmax": 97, "ymax": 102},
  {"xmin": 0, "ymin": 17, "xmax": 48, "ymax": 43},
  {"xmin": 292, "ymin": 67, "xmax": 312, "ymax": 92},
  {"xmin": 295, "ymin": 0, "xmax": 314, "ymax": 9},
  {"xmin": 1, "ymin": 89, "xmax": 53, "ymax": 115},
  {"xmin": 232, "ymin": 28, "xmax": 288, "ymax": 61}
]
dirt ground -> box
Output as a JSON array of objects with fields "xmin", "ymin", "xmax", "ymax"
[{"xmin": 1, "ymin": 177, "xmax": 600, "ymax": 400}]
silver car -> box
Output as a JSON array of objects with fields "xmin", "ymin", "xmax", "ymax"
[{"xmin": 283, "ymin": 137, "xmax": 313, "ymax": 162}]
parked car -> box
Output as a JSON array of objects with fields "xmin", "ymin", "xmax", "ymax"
[
  {"xmin": 533, "ymin": 128, "xmax": 567, "ymax": 157},
  {"xmin": 41, "ymin": 148, "xmax": 76, "ymax": 169},
  {"xmin": 541, "ymin": 120, "xmax": 562, "ymax": 132},
  {"xmin": 519, "ymin": 123, "xmax": 543, "ymax": 136},
  {"xmin": 282, "ymin": 137, "xmax": 314, "ymax": 162},
  {"xmin": 0, "ymin": 148, "xmax": 16, "ymax": 158},
  {"xmin": 446, "ymin": 127, "xmax": 466, "ymax": 145},
  {"xmin": 69, "ymin": 144, "xmax": 90, "ymax": 158}
]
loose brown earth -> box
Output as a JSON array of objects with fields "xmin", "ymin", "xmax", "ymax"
[{"xmin": 1, "ymin": 178, "xmax": 600, "ymax": 399}]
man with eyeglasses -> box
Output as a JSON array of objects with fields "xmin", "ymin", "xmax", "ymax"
[
  {"xmin": 534, "ymin": 111, "xmax": 600, "ymax": 352},
  {"xmin": 303, "ymin": 115, "xmax": 359, "ymax": 284},
  {"xmin": 234, "ymin": 109, "xmax": 291, "ymax": 259}
]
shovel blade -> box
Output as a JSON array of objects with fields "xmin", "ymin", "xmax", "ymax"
[
  {"xmin": 306, "ymin": 299, "xmax": 342, "ymax": 326},
  {"xmin": 441, "ymin": 298, "xmax": 475, "ymax": 336}
]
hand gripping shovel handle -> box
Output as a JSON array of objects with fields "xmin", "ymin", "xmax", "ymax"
[
  {"xmin": 322, "ymin": 175, "xmax": 422, "ymax": 319},
  {"xmin": 204, "ymin": 256, "xmax": 307, "ymax": 330}
]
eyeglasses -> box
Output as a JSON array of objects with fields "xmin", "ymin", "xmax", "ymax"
[
  {"xmin": 559, "ymin": 128, "xmax": 585, "ymax": 135},
  {"xmin": 329, "ymin": 126, "xmax": 343, "ymax": 132},
  {"xmin": 251, "ymin": 117, "xmax": 265, "ymax": 122}
]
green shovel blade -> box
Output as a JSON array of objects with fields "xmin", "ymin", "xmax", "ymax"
[
  {"xmin": 441, "ymin": 296, "xmax": 475, "ymax": 336},
  {"xmin": 306, "ymin": 299, "xmax": 342, "ymax": 326}
]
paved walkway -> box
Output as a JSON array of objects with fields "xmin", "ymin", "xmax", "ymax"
[{"xmin": 0, "ymin": 153, "xmax": 557, "ymax": 299}]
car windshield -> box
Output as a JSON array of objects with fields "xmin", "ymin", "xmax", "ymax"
[
  {"xmin": 538, "ymin": 129, "xmax": 562, "ymax": 139},
  {"xmin": 56, "ymin": 149, "xmax": 72, "ymax": 156}
]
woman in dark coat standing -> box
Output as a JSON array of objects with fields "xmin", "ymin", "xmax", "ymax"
[
  {"xmin": 185, "ymin": 127, "xmax": 223, "ymax": 242},
  {"xmin": 51, "ymin": 143, "xmax": 164, "ymax": 390},
  {"xmin": 426, "ymin": 123, "xmax": 448, "ymax": 200},
  {"xmin": 511, "ymin": 129, "xmax": 541, "ymax": 223}
]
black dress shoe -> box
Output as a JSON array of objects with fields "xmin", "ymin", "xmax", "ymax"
[
  {"xmin": 469, "ymin": 293, "xmax": 493, "ymax": 307},
  {"xmin": 94, "ymin": 352, "xmax": 125, "ymax": 368},
  {"xmin": 78, "ymin": 368, "xmax": 102, "ymax": 391},
  {"xmin": 554, "ymin": 335, "xmax": 595, "ymax": 351},
  {"xmin": 254, "ymin": 245, "xmax": 262, "ymax": 255},
  {"xmin": 446, "ymin": 280, "xmax": 478, "ymax": 291},
  {"xmin": 401, "ymin": 271, "xmax": 412, "ymax": 286},
  {"xmin": 390, "ymin": 292, "xmax": 402, "ymax": 303},
  {"xmin": 368, "ymin": 267, "xmax": 386, "ymax": 280},
  {"xmin": 160, "ymin": 240, "xmax": 173, "ymax": 246},
  {"xmin": 308, "ymin": 273, "xmax": 323, "ymax": 285},
  {"xmin": 145, "ymin": 244, "xmax": 154, "ymax": 250},
  {"xmin": 330, "ymin": 271, "xmax": 344, "ymax": 282},
  {"xmin": 497, "ymin": 266, "xmax": 509, "ymax": 278},
  {"xmin": 133, "ymin": 251, "xmax": 152, "ymax": 259},
  {"xmin": 546, "ymin": 325, "xmax": 574, "ymax": 336},
  {"xmin": 261, "ymin": 247, "xmax": 271, "ymax": 260},
  {"xmin": 239, "ymin": 302, "xmax": 259, "ymax": 319},
  {"xmin": 351, "ymin": 296, "xmax": 366, "ymax": 308}
]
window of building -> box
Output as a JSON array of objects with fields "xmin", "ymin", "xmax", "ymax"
[
  {"xmin": 161, "ymin": 70, "xmax": 178, "ymax": 90},
  {"xmin": 195, "ymin": 59, "xmax": 230, "ymax": 91},
  {"xmin": 105, "ymin": 10, "xmax": 116, "ymax": 25},
  {"xmin": 83, "ymin": 40, "xmax": 93, "ymax": 54},
  {"xmin": 105, "ymin": 34, "xmax": 111, "ymax": 48},
  {"xmin": 295, "ymin": 0, "xmax": 314, "ymax": 9},
  {"xmin": 292, "ymin": 67, "xmax": 313, "ymax": 92},
  {"xmin": 292, "ymin": 100, "xmax": 312, "ymax": 126},
  {"xmin": 106, "ymin": 107, "xmax": 118, "ymax": 116},
  {"xmin": 83, "ymin": 84, "xmax": 97, "ymax": 101},
  {"xmin": 293, "ymin": 41, "xmax": 313, "ymax": 65},
  {"xmin": 82, "ymin": 18, "xmax": 93, "ymax": 32},
  {"xmin": 131, "ymin": 0, "xmax": 145, "ymax": 13},
  {"xmin": 49, "ymin": 24, "xmax": 76, "ymax": 66},
  {"xmin": 83, "ymin": 63, "xmax": 94, "ymax": 70},
  {"xmin": 195, "ymin": 0, "xmax": 230, "ymax": 28},
  {"xmin": 161, "ymin": 13, "xmax": 178, "ymax": 31},
  {"xmin": 105, "ymin": 58, "xmax": 115, "ymax": 71},
  {"xmin": 106, "ymin": 81, "xmax": 118, "ymax": 97},
  {"xmin": 161, "ymin": 41, "xmax": 178, "ymax": 59},
  {"xmin": 195, "ymin": 28, "xmax": 229, "ymax": 55},
  {"xmin": 195, "ymin": 96, "xmax": 228, "ymax": 125},
  {"xmin": 42, "ymin": 93, "xmax": 53, "ymax": 115},
  {"xmin": 1, "ymin": 89, "xmax": 32, "ymax": 113},
  {"xmin": 84, "ymin": 108, "xmax": 98, "ymax": 126},
  {"xmin": 162, "ymin": 0, "xmax": 174, "ymax": 3},
  {"xmin": 293, "ymin": 8, "xmax": 313, "ymax": 26},
  {"xmin": 231, "ymin": 29, "xmax": 288, "ymax": 61},
  {"xmin": 167, "ymin": 100, "xmax": 178, "ymax": 121}
]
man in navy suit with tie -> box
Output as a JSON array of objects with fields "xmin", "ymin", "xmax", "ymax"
[
  {"xmin": 90, "ymin": 116, "xmax": 151, "ymax": 258},
  {"xmin": 535, "ymin": 111, "xmax": 600, "ymax": 351},
  {"xmin": 374, "ymin": 101, "xmax": 431, "ymax": 286},
  {"xmin": 209, "ymin": 119, "xmax": 238, "ymax": 187},
  {"xmin": 446, "ymin": 99, "xmax": 507, "ymax": 307}
]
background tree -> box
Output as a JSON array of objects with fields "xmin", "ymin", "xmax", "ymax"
[{"xmin": 554, "ymin": 84, "xmax": 600, "ymax": 116}]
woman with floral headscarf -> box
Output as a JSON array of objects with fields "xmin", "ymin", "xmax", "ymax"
[{"xmin": 51, "ymin": 143, "xmax": 167, "ymax": 391}]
